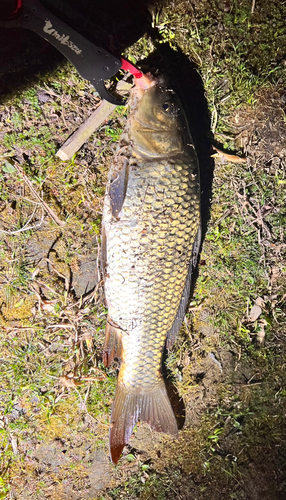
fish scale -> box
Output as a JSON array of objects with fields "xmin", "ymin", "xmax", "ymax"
[{"xmin": 102, "ymin": 75, "xmax": 201, "ymax": 463}]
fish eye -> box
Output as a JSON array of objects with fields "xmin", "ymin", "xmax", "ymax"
[{"xmin": 162, "ymin": 101, "xmax": 170, "ymax": 112}]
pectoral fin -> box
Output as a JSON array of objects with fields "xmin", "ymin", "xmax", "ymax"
[{"xmin": 108, "ymin": 158, "xmax": 129, "ymax": 218}]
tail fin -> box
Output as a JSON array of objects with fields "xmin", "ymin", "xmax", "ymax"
[{"xmin": 109, "ymin": 380, "xmax": 178, "ymax": 464}]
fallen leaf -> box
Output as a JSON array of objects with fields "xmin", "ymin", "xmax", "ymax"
[
  {"xmin": 14, "ymin": 299, "xmax": 24, "ymax": 308},
  {"xmin": 212, "ymin": 146, "xmax": 247, "ymax": 163},
  {"xmin": 255, "ymin": 297, "xmax": 265, "ymax": 307},
  {"xmin": 85, "ymin": 337, "xmax": 93, "ymax": 351},
  {"xmin": 59, "ymin": 376, "xmax": 79, "ymax": 389},
  {"xmin": 248, "ymin": 304, "xmax": 262, "ymax": 322},
  {"xmin": 41, "ymin": 302, "xmax": 55, "ymax": 313},
  {"xmin": 256, "ymin": 319, "xmax": 267, "ymax": 345},
  {"xmin": 82, "ymin": 375, "xmax": 106, "ymax": 381},
  {"xmin": 10, "ymin": 435, "xmax": 18, "ymax": 455}
]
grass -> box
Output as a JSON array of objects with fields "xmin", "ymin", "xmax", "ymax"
[{"xmin": 1, "ymin": 0, "xmax": 286, "ymax": 498}]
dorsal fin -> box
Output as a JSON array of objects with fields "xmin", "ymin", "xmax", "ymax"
[{"xmin": 166, "ymin": 224, "xmax": 201, "ymax": 349}]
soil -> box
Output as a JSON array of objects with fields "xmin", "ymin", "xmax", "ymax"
[{"xmin": 2, "ymin": 89, "xmax": 284, "ymax": 500}]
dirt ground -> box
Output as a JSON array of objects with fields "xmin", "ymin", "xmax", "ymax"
[{"xmin": 0, "ymin": 1, "xmax": 286, "ymax": 499}]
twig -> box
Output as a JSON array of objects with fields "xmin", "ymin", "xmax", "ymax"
[
  {"xmin": 12, "ymin": 161, "xmax": 65, "ymax": 227},
  {"xmin": 2, "ymin": 326, "xmax": 40, "ymax": 330},
  {"xmin": 56, "ymin": 100, "xmax": 116, "ymax": 160},
  {"xmin": 211, "ymin": 103, "xmax": 218, "ymax": 134},
  {"xmin": 213, "ymin": 208, "xmax": 233, "ymax": 226},
  {"xmin": 247, "ymin": 372, "xmax": 261, "ymax": 384},
  {"xmin": 0, "ymin": 205, "xmax": 44, "ymax": 235},
  {"xmin": 33, "ymin": 279, "xmax": 62, "ymax": 297},
  {"xmin": 189, "ymin": 1, "xmax": 201, "ymax": 44},
  {"xmin": 65, "ymin": 281, "xmax": 101, "ymax": 310},
  {"xmin": 45, "ymin": 257, "xmax": 70, "ymax": 292},
  {"xmin": 47, "ymin": 324, "xmax": 74, "ymax": 329},
  {"xmin": 183, "ymin": 315, "xmax": 191, "ymax": 334},
  {"xmin": 251, "ymin": 0, "xmax": 256, "ymax": 14},
  {"xmin": 60, "ymin": 94, "xmax": 69, "ymax": 129},
  {"xmin": 238, "ymin": 382, "xmax": 262, "ymax": 387},
  {"xmin": 56, "ymin": 81, "xmax": 132, "ymax": 161}
]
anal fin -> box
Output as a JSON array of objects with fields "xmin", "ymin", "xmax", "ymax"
[{"xmin": 103, "ymin": 316, "xmax": 123, "ymax": 367}]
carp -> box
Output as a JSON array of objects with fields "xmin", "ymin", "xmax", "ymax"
[{"xmin": 101, "ymin": 73, "xmax": 201, "ymax": 464}]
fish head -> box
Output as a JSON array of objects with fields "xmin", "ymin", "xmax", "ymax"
[{"xmin": 129, "ymin": 80, "xmax": 189, "ymax": 158}]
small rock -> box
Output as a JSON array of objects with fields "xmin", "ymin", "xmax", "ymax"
[
  {"xmin": 37, "ymin": 91, "xmax": 53, "ymax": 104},
  {"xmin": 32, "ymin": 443, "xmax": 68, "ymax": 469},
  {"xmin": 208, "ymin": 352, "xmax": 223, "ymax": 373},
  {"xmin": 87, "ymin": 449, "xmax": 111, "ymax": 493},
  {"xmin": 71, "ymin": 253, "xmax": 98, "ymax": 298}
]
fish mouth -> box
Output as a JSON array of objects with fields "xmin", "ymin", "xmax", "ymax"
[{"xmin": 134, "ymin": 73, "xmax": 159, "ymax": 90}]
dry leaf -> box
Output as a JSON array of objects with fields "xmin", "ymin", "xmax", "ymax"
[
  {"xmin": 85, "ymin": 337, "xmax": 93, "ymax": 351},
  {"xmin": 255, "ymin": 297, "xmax": 265, "ymax": 307},
  {"xmin": 212, "ymin": 146, "xmax": 247, "ymax": 163},
  {"xmin": 59, "ymin": 376, "xmax": 79, "ymax": 388},
  {"xmin": 248, "ymin": 297, "xmax": 264, "ymax": 322},
  {"xmin": 41, "ymin": 302, "xmax": 55, "ymax": 313},
  {"xmin": 10, "ymin": 435, "xmax": 18, "ymax": 455},
  {"xmin": 256, "ymin": 319, "xmax": 267, "ymax": 345},
  {"xmin": 82, "ymin": 375, "xmax": 106, "ymax": 381},
  {"xmin": 248, "ymin": 304, "xmax": 262, "ymax": 322}
]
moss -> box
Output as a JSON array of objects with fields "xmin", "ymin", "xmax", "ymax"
[{"xmin": 0, "ymin": 295, "xmax": 35, "ymax": 321}]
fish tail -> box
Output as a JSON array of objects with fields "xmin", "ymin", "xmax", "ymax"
[{"xmin": 109, "ymin": 380, "xmax": 178, "ymax": 464}]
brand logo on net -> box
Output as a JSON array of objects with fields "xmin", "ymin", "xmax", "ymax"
[{"xmin": 43, "ymin": 19, "xmax": 82, "ymax": 55}]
